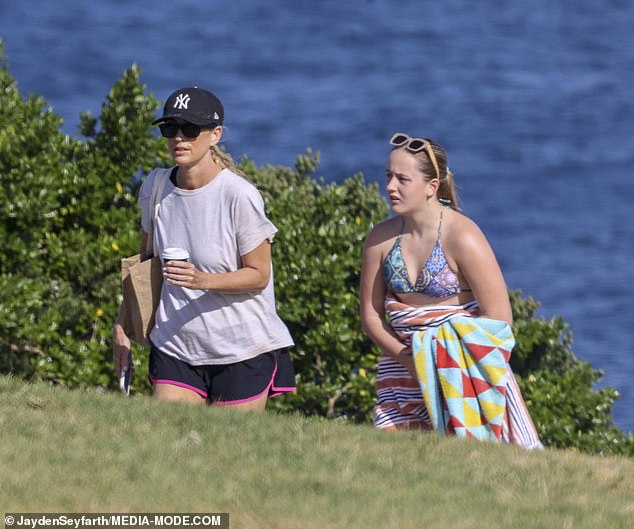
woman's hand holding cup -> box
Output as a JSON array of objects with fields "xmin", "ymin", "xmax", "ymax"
[{"xmin": 161, "ymin": 247, "xmax": 202, "ymax": 289}]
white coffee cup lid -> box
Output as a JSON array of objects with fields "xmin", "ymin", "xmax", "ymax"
[{"xmin": 161, "ymin": 247, "xmax": 190, "ymax": 261}]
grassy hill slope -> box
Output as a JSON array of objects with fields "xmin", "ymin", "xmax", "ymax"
[{"xmin": 1, "ymin": 375, "xmax": 632, "ymax": 529}]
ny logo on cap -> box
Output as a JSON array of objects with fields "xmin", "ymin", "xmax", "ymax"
[{"xmin": 173, "ymin": 93, "xmax": 191, "ymax": 110}]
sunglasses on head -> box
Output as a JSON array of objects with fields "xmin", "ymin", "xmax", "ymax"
[
  {"xmin": 158, "ymin": 121, "xmax": 216, "ymax": 139},
  {"xmin": 390, "ymin": 132, "xmax": 440, "ymax": 179}
]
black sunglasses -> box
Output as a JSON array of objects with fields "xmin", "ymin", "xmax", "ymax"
[{"xmin": 158, "ymin": 122, "xmax": 216, "ymax": 139}]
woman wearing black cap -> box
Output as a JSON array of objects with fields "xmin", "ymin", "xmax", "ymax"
[{"xmin": 112, "ymin": 87, "xmax": 295, "ymax": 410}]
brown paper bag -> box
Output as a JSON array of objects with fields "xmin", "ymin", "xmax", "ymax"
[
  {"xmin": 119, "ymin": 168, "xmax": 172, "ymax": 346},
  {"xmin": 121, "ymin": 254, "xmax": 163, "ymax": 346}
]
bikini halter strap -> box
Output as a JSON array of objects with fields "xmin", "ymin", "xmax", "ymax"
[
  {"xmin": 398, "ymin": 209, "xmax": 444, "ymax": 241},
  {"xmin": 437, "ymin": 209, "xmax": 444, "ymax": 240}
]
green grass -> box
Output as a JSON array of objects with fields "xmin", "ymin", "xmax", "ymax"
[{"xmin": 1, "ymin": 375, "xmax": 632, "ymax": 529}]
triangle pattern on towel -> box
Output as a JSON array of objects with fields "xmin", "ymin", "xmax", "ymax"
[{"xmin": 414, "ymin": 316, "xmax": 514, "ymax": 443}]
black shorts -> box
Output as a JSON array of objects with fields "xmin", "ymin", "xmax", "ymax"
[{"xmin": 148, "ymin": 346, "xmax": 296, "ymax": 405}]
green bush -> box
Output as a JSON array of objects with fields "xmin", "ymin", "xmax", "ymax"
[
  {"xmin": 0, "ymin": 47, "xmax": 163, "ymax": 390},
  {"xmin": 509, "ymin": 292, "xmax": 634, "ymax": 455},
  {"xmin": 0, "ymin": 46, "xmax": 631, "ymax": 455}
]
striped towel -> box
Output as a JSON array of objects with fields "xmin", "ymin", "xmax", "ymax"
[{"xmin": 374, "ymin": 298, "xmax": 478, "ymax": 430}]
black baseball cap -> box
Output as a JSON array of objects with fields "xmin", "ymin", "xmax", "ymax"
[{"xmin": 152, "ymin": 87, "xmax": 224, "ymax": 126}]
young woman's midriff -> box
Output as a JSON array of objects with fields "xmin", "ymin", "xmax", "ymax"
[{"xmin": 394, "ymin": 290, "xmax": 476, "ymax": 308}]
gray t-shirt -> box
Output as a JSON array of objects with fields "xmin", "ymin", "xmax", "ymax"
[{"xmin": 139, "ymin": 167, "xmax": 294, "ymax": 365}]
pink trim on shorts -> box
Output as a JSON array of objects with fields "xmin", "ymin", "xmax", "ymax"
[
  {"xmin": 214, "ymin": 354, "xmax": 295, "ymax": 405},
  {"xmin": 213, "ymin": 384, "xmax": 270, "ymax": 406},
  {"xmin": 269, "ymin": 386, "xmax": 296, "ymax": 398},
  {"xmin": 214, "ymin": 357, "xmax": 279, "ymax": 406},
  {"xmin": 149, "ymin": 376, "xmax": 208, "ymax": 399}
]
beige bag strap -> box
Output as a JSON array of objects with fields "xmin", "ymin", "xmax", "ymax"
[{"xmin": 144, "ymin": 167, "xmax": 172, "ymax": 258}]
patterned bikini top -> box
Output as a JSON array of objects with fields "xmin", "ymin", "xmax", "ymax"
[{"xmin": 383, "ymin": 211, "xmax": 471, "ymax": 298}]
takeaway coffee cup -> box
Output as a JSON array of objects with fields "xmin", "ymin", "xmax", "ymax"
[{"xmin": 161, "ymin": 247, "xmax": 190, "ymax": 262}]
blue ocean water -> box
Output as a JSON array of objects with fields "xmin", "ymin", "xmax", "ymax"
[{"xmin": 1, "ymin": 0, "xmax": 633, "ymax": 431}]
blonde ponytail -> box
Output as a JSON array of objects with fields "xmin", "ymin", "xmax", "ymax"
[
  {"xmin": 438, "ymin": 167, "xmax": 461, "ymax": 212},
  {"xmin": 408, "ymin": 140, "xmax": 461, "ymax": 212},
  {"xmin": 209, "ymin": 145, "xmax": 245, "ymax": 176}
]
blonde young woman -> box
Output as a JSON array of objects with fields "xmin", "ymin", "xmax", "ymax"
[
  {"xmin": 360, "ymin": 133, "xmax": 541, "ymax": 447},
  {"xmin": 112, "ymin": 87, "xmax": 295, "ymax": 410}
]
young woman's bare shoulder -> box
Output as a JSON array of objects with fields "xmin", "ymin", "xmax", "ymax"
[
  {"xmin": 365, "ymin": 216, "xmax": 400, "ymax": 249},
  {"xmin": 444, "ymin": 210, "xmax": 489, "ymax": 253}
]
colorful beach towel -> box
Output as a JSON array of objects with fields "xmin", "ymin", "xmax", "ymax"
[
  {"xmin": 412, "ymin": 316, "xmax": 514, "ymax": 442},
  {"xmin": 376, "ymin": 296, "xmax": 542, "ymax": 449}
]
